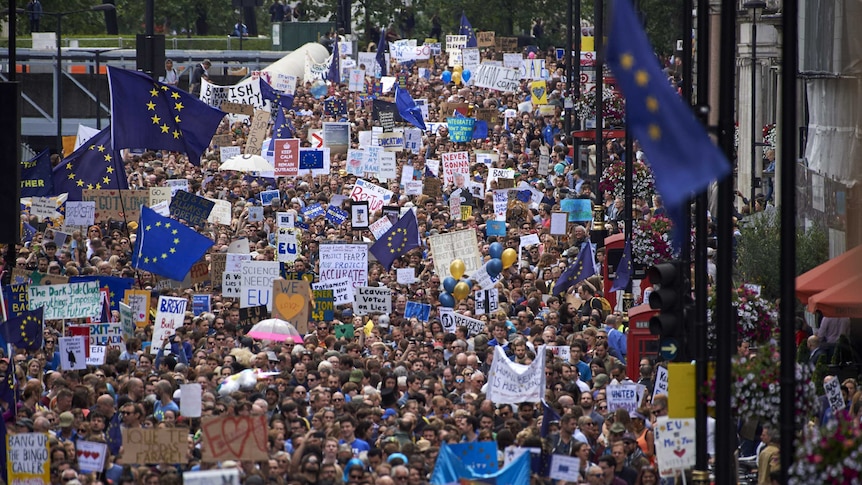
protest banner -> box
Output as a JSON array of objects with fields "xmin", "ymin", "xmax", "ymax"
[
  {"xmin": 312, "ymin": 277, "xmax": 353, "ymax": 306},
  {"xmin": 396, "ymin": 268, "xmax": 416, "ymax": 285},
  {"xmin": 124, "ymin": 289, "xmax": 151, "ymax": 327},
  {"xmin": 654, "ymin": 417, "xmax": 696, "ymax": 478},
  {"xmin": 237, "ymin": 305, "xmax": 267, "ymax": 332},
  {"xmin": 149, "ymin": 200, "xmax": 170, "ymax": 216},
  {"xmin": 199, "ymin": 77, "xmax": 264, "ymax": 110},
  {"xmin": 271, "ymin": 279, "xmax": 311, "ymax": 333},
  {"xmin": 427, "ymin": 229, "xmax": 483, "ymax": 279},
  {"xmin": 445, "ymin": 35, "xmax": 467, "ymax": 51},
  {"xmin": 276, "ymin": 228, "xmax": 301, "ymax": 263},
  {"xmin": 151, "ymin": 296, "xmax": 188, "ymax": 354},
  {"xmin": 353, "ymin": 286, "xmax": 392, "ymax": 315},
  {"xmin": 76, "ymin": 440, "xmax": 108, "ymax": 473},
  {"xmin": 349, "ymin": 179, "xmax": 394, "ymax": 213},
  {"xmin": 447, "ymin": 117, "xmax": 475, "ymax": 142},
  {"xmin": 473, "ymin": 64, "xmax": 521, "ymax": 92},
  {"xmin": 244, "ymin": 109, "xmax": 271, "ymax": 155},
  {"xmin": 59, "ymin": 336, "xmax": 87, "ymax": 370},
  {"xmin": 219, "ymin": 145, "xmax": 242, "ymax": 162},
  {"xmin": 82, "ymin": 189, "xmax": 149, "ymax": 222},
  {"xmin": 378, "ymin": 132, "xmax": 404, "ymax": 152},
  {"xmin": 438, "ymin": 308, "xmax": 485, "ymax": 336},
  {"xmin": 324, "ymin": 206, "xmax": 348, "ymax": 226},
  {"xmin": 607, "ymin": 383, "xmax": 640, "ymax": 413},
  {"xmin": 29, "ymin": 281, "xmax": 100, "ymax": 320},
  {"xmin": 440, "ymin": 151, "xmax": 470, "ymax": 186},
  {"xmin": 183, "ymin": 469, "xmax": 241, "ymax": 485},
  {"xmin": 311, "ymin": 289, "xmax": 335, "ymax": 322},
  {"xmin": 273, "ymin": 139, "xmax": 300, "ymax": 177},
  {"xmin": 192, "ymin": 294, "xmax": 211, "ymax": 316},
  {"xmin": 474, "ymin": 288, "xmax": 499, "ymax": 315},
  {"xmin": 319, "ymin": 244, "xmax": 368, "ymax": 288},
  {"xmin": 486, "ymin": 344, "xmax": 546, "ymax": 404},
  {"xmin": 169, "ymin": 190, "xmax": 215, "ymax": 226},
  {"xmin": 240, "ymin": 261, "xmax": 280, "ymax": 311},
  {"xmin": 89, "ymin": 320, "xmax": 124, "ymax": 349},
  {"xmin": 120, "ymin": 428, "xmax": 187, "ymax": 464},
  {"xmin": 503, "ymin": 53, "xmax": 522, "ymax": 69},
  {"xmin": 462, "ymin": 47, "xmax": 481, "ymax": 73},
  {"xmin": 200, "ymin": 415, "xmax": 268, "ymax": 463},
  {"xmin": 119, "ymin": 302, "xmax": 135, "ymax": 340},
  {"xmin": 351, "ymin": 201, "xmax": 370, "ymax": 229},
  {"xmin": 65, "ymin": 201, "xmax": 95, "ymax": 226},
  {"xmin": 7, "ymin": 432, "xmax": 50, "ymax": 484}
]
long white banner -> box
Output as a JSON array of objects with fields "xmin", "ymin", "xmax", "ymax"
[
  {"xmin": 199, "ymin": 77, "xmax": 265, "ymax": 111},
  {"xmin": 486, "ymin": 345, "xmax": 546, "ymax": 404},
  {"xmin": 472, "ymin": 63, "xmax": 521, "ymax": 92}
]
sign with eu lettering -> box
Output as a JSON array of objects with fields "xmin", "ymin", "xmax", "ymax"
[
  {"xmin": 169, "ymin": 190, "xmax": 215, "ymax": 226},
  {"xmin": 654, "ymin": 417, "xmax": 696, "ymax": 477},
  {"xmin": 447, "ymin": 117, "xmax": 475, "ymax": 142}
]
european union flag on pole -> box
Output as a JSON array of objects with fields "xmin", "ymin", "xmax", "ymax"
[
  {"xmin": 459, "ymin": 13, "xmax": 478, "ymax": 48},
  {"xmin": 107, "ymin": 67, "xmax": 226, "ymax": 165},
  {"xmin": 610, "ymin": 240, "xmax": 633, "ymax": 292},
  {"xmin": 267, "ymin": 107, "xmax": 295, "ymax": 153},
  {"xmin": 376, "ymin": 28, "xmax": 388, "ymax": 76},
  {"xmin": 328, "ymin": 40, "xmax": 341, "ymax": 84},
  {"xmin": 3, "ymin": 307, "xmax": 44, "ymax": 351},
  {"xmin": 540, "ymin": 399, "xmax": 561, "ymax": 437},
  {"xmin": 132, "ymin": 206, "xmax": 214, "ymax": 281},
  {"xmin": 607, "ymin": 0, "xmax": 730, "ymax": 244},
  {"xmin": 22, "ymin": 222, "xmax": 37, "ymax": 242},
  {"xmin": 52, "ymin": 127, "xmax": 128, "ymax": 200},
  {"xmin": 394, "ymin": 85, "xmax": 427, "ymax": 131},
  {"xmin": 260, "ymin": 78, "xmax": 294, "ymax": 110},
  {"xmin": 21, "ymin": 149, "xmax": 53, "ymax": 197},
  {"xmin": 552, "ymin": 241, "xmax": 597, "ymax": 296},
  {"xmin": 369, "ymin": 209, "xmax": 420, "ymax": 270}
]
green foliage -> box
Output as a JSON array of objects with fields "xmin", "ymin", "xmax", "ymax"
[
  {"xmin": 797, "ymin": 340, "xmax": 810, "ymax": 364},
  {"xmin": 814, "ymin": 353, "xmax": 829, "ymax": 394},
  {"xmin": 736, "ymin": 209, "xmax": 829, "ymax": 302}
]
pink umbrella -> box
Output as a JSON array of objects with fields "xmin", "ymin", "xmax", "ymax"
[{"xmin": 247, "ymin": 319, "xmax": 304, "ymax": 343}]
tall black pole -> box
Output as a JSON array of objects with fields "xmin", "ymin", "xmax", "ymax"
[
  {"xmin": 565, "ymin": 0, "xmax": 573, "ymax": 136},
  {"xmin": 779, "ymin": 0, "xmax": 798, "ymax": 479},
  {"xmin": 594, "ymin": 0, "xmax": 604, "ymax": 199},
  {"xmin": 8, "ymin": 0, "xmax": 15, "ymax": 83},
  {"xmin": 145, "ymin": 0, "xmax": 154, "ymax": 35},
  {"xmin": 56, "ymin": 14, "xmax": 63, "ymax": 154},
  {"xmin": 715, "ymin": 0, "xmax": 737, "ymax": 482}
]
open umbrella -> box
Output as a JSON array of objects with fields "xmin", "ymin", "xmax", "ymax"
[
  {"xmin": 247, "ymin": 319, "xmax": 304, "ymax": 343},
  {"xmin": 219, "ymin": 154, "xmax": 275, "ymax": 173}
]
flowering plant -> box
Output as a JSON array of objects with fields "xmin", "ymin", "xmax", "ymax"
[
  {"xmin": 789, "ymin": 410, "xmax": 862, "ymax": 484},
  {"xmin": 706, "ymin": 285, "xmax": 778, "ymax": 345},
  {"xmin": 598, "ymin": 160, "xmax": 656, "ymax": 201},
  {"xmin": 762, "ymin": 123, "xmax": 777, "ymax": 148},
  {"xmin": 632, "ymin": 214, "xmax": 673, "ymax": 267},
  {"xmin": 575, "ymin": 85, "xmax": 626, "ymax": 127}
]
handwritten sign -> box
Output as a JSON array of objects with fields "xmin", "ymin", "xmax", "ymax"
[
  {"xmin": 276, "ymin": 228, "xmax": 300, "ymax": 263},
  {"xmin": 240, "ymin": 261, "xmax": 280, "ymax": 311},
  {"xmin": 476, "ymin": 31, "xmax": 495, "ymax": 48},
  {"xmin": 120, "ymin": 428, "xmax": 187, "ymax": 464},
  {"xmin": 65, "ymin": 201, "xmax": 95, "ymax": 226},
  {"xmin": 7, "ymin": 433, "xmax": 50, "ymax": 483},
  {"xmin": 82, "ymin": 189, "xmax": 149, "ymax": 222},
  {"xmin": 353, "ymin": 286, "xmax": 392, "ymax": 315},
  {"xmin": 441, "ymin": 151, "xmax": 470, "ymax": 186},
  {"xmin": 427, "ymin": 229, "xmax": 483, "ymax": 279},
  {"xmin": 245, "ymin": 109, "xmax": 271, "ymax": 155},
  {"xmin": 824, "ymin": 377, "xmax": 846, "ymax": 412},
  {"xmin": 311, "ymin": 289, "xmax": 335, "ymax": 322},
  {"xmin": 319, "ymin": 244, "xmax": 368, "ymax": 289},
  {"xmin": 313, "ymin": 277, "xmax": 353, "ymax": 306},
  {"xmin": 200, "ymin": 415, "xmax": 268, "ymax": 463},
  {"xmin": 350, "ymin": 179, "xmax": 394, "ymax": 213},
  {"xmin": 184, "ymin": 469, "xmax": 240, "ymax": 485},
  {"xmin": 29, "ymin": 281, "xmax": 101, "ymax": 320},
  {"xmin": 124, "ymin": 289, "xmax": 151, "ymax": 328},
  {"xmin": 447, "ymin": 117, "xmax": 475, "ymax": 142},
  {"xmin": 151, "ymin": 296, "xmax": 188, "ymax": 354},
  {"xmin": 607, "ymin": 383, "xmax": 640, "ymax": 413},
  {"xmin": 169, "ymin": 190, "xmax": 214, "ymax": 226},
  {"xmin": 438, "ymin": 308, "xmax": 486, "ymax": 336},
  {"xmin": 560, "ymin": 198, "xmax": 594, "ymax": 222},
  {"xmin": 654, "ymin": 417, "xmax": 696, "ymax": 477},
  {"xmin": 271, "ymin": 279, "xmax": 310, "ymax": 333},
  {"xmin": 473, "ymin": 63, "xmax": 521, "ymax": 92}
]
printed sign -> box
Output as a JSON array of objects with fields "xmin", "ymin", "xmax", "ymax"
[
  {"xmin": 200, "ymin": 415, "xmax": 268, "ymax": 462},
  {"xmin": 165, "ymin": 179, "xmax": 189, "ymax": 197},
  {"xmin": 207, "ymin": 198, "xmax": 232, "ymax": 225},
  {"xmin": 546, "ymin": 345, "xmax": 571, "ymax": 362},
  {"xmin": 119, "ymin": 302, "xmax": 136, "ymax": 340},
  {"xmin": 474, "ymin": 288, "xmax": 499, "ymax": 315},
  {"xmin": 59, "ymin": 336, "xmax": 87, "ymax": 370},
  {"xmin": 76, "ymin": 440, "xmax": 108, "ymax": 473},
  {"xmin": 240, "ymin": 261, "xmax": 280, "ymax": 311},
  {"xmin": 151, "ymin": 296, "xmax": 188, "ymax": 354},
  {"xmin": 29, "ymin": 281, "xmax": 101, "ymax": 320},
  {"xmin": 82, "ymin": 189, "xmax": 149, "ymax": 222},
  {"xmin": 86, "ymin": 345, "xmax": 107, "ymax": 366},
  {"xmin": 219, "ymin": 145, "xmax": 242, "ymax": 162},
  {"xmin": 653, "ymin": 366, "xmax": 669, "ymax": 399},
  {"xmin": 549, "ymin": 455, "xmax": 581, "ymax": 482},
  {"xmin": 438, "ymin": 308, "xmax": 486, "ymax": 336},
  {"xmin": 7, "ymin": 432, "xmax": 50, "ymax": 484},
  {"xmin": 170, "ymin": 190, "xmax": 215, "ymax": 226},
  {"xmin": 120, "ymin": 428, "xmax": 187, "ymax": 464},
  {"xmin": 192, "ymin": 294, "xmax": 211, "ymax": 316},
  {"xmin": 271, "ymin": 279, "xmax": 311, "ymax": 333},
  {"xmin": 273, "ymin": 139, "xmax": 300, "ymax": 177},
  {"xmin": 447, "ymin": 117, "xmax": 476, "ymax": 142},
  {"xmin": 404, "ymin": 301, "xmax": 431, "ymax": 321}
]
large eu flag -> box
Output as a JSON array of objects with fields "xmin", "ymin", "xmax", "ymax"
[
  {"xmin": 394, "ymin": 85, "xmax": 426, "ymax": 131},
  {"xmin": 607, "ymin": 0, "xmax": 730, "ymax": 241},
  {"xmin": 260, "ymin": 78, "xmax": 295, "ymax": 110},
  {"xmin": 108, "ymin": 67, "xmax": 226, "ymax": 165},
  {"xmin": 375, "ymin": 28, "xmax": 388, "ymax": 76},
  {"xmin": 3, "ymin": 307, "xmax": 43, "ymax": 351},
  {"xmin": 52, "ymin": 127, "xmax": 128, "ymax": 200},
  {"xmin": 369, "ymin": 210, "xmax": 420, "ymax": 270},
  {"xmin": 131, "ymin": 206, "xmax": 214, "ymax": 281}
]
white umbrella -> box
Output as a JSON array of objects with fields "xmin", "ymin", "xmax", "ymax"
[
  {"xmin": 247, "ymin": 318, "xmax": 304, "ymax": 343},
  {"xmin": 219, "ymin": 154, "xmax": 275, "ymax": 173}
]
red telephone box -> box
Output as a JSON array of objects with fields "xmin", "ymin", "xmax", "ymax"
[
  {"xmin": 626, "ymin": 304, "xmax": 659, "ymax": 381},
  {"xmin": 602, "ymin": 233, "xmax": 626, "ymax": 310}
]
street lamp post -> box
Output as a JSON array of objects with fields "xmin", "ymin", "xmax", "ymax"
[{"xmin": 743, "ymin": 0, "xmax": 765, "ymax": 213}]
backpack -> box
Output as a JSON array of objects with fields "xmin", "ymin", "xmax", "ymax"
[{"xmin": 592, "ymin": 296, "xmax": 612, "ymax": 317}]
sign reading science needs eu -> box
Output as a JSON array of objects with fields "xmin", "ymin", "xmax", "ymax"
[{"xmin": 29, "ymin": 281, "xmax": 101, "ymax": 320}]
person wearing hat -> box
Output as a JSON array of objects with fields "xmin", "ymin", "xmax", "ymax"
[
  {"xmin": 55, "ymin": 411, "xmax": 80, "ymax": 443},
  {"xmin": 620, "ymin": 432, "xmax": 650, "ymax": 473}
]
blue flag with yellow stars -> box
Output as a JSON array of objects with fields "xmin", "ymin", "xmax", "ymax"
[
  {"xmin": 267, "ymin": 106, "xmax": 295, "ymax": 153},
  {"xmin": 323, "ymin": 97, "xmax": 347, "ymax": 117},
  {"xmin": 394, "ymin": 85, "xmax": 426, "ymax": 131},
  {"xmin": 107, "ymin": 67, "xmax": 226, "ymax": 166},
  {"xmin": 553, "ymin": 241, "xmax": 597, "ymax": 296},
  {"xmin": 3, "ymin": 307, "xmax": 43, "ymax": 351},
  {"xmin": 21, "ymin": 148, "xmax": 53, "ymax": 197},
  {"xmin": 610, "ymin": 239, "xmax": 633, "ymax": 293},
  {"xmin": 375, "ymin": 27, "xmax": 388, "ymax": 76},
  {"xmin": 459, "ymin": 13, "xmax": 478, "ymax": 48},
  {"xmin": 22, "ymin": 222, "xmax": 37, "ymax": 243},
  {"xmin": 369, "ymin": 209, "xmax": 420, "ymax": 270},
  {"xmin": 260, "ymin": 78, "xmax": 295, "ymax": 110},
  {"xmin": 607, "ymin": 0, "xmax": 729, "ymax": 245},
  {"xmin": 131, "ymin": 206, "xmax": 214, "ymax": 281},
  {"xmin": 52, "ymin": 127, "xmax": 128, "ymax": 200},
  {"xmin": 328, "ymin": 39, "xmax": 340, "ymax": 84}
]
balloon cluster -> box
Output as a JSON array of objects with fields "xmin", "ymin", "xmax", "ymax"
[
  {"xmin": 437, "ymin": 242, "xmax": 518, "ymax": 308},
  {"xmin": 441, "ymin": 65, "xmax": 472, "ymax": 85}
]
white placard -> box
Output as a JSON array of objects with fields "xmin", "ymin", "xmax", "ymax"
[
  {"xmin": 248, "ymin": 206, "xmax": 263, "ymax": 222},
  {"xmin": 86, "ymin": 345, "xmax": 107, "ymax": 366},
  {"xmin": 312, "ymin": 277, "xmax": 353, "ymax": 306},
  {"xmin": 607, "ymin": 383, "xmax": 640, "ymax": 413},
  {"xmin": 59, "ymin": 336, "xmax": 87, "ymax": 370},
  {"xmin": 30, "ymin": 196, "xmax": 59, "ymax": 221},
  {"xmin": 653, "ymin": 366, "xmax": 669, "ymax": 399},
  {"xmin": 473, "ymin": 63, "xmax": 521, "ymax": 92},
  {"xmin": 441, "ymin": 151, "xmax": 470, "ymax": 186},
  {"xmin": 824, "ymin": 377, "xmax": 846, "ymax": 412},
  {"xmin": 277, "ymin": 228, "xmax": 300, "ymax": 263},
  {"xmin": 228, "ymin": 239, "xmax": 250, "ymax": 254},
  {"xmin": 183, "ymin": 469, "xmax": 240, "ymax": 485},
  {"xmin": 378, "ymin": 152, "xmax": 397, "ymax": 180},
  {"xmin": 549, "ymin": 455, "xmax": 581, "ymax": 482},
  {"xmin": 350, "ymin": 179, "xmax": 394, "ymax": 213},
  {"xmin": 353, "ymin": 286, "xmax": 392, "ymax": 315},
  {"xmin": 654, "ymin": 417, "xmax": 697, "ymax": 477},
  {"xmin": 546, "ymin": 345, "xmax": 571, "ymax": 362},
  {"xmin": 220, "ymin": 146, "xmax": 242, "ymax": 161},
  {"xmin": 166, "ymin": 179, "xmax": 190, "ymax": 197},
  {"xmin": 76, "ymin": 441, "xmax": 108, "ymax": 473},
  {"xmin": 180, "ymin": 383, "xmax": 203, "ymax": 417},
  {"xmin": 396, "ymin": 268, "xmax": 416, "ymax": 285},
  {"xmin": 225, "ymin": 253, "xmax": 251, "ymax": 272},
  {"xmin": 65, "ymin": 201, "xmax": 96, "ymax": 226},
  {"xmin": 207, "ymin": 198, "xmax": 232, "ymax": 225},
  {"xmin": 276, "ymin": 211, "xmax": 295, "ymax": 228},
  {"xmin": 150, "ymin": 200, "xmax": 170, "ymax": 216},
  {"xmin": 151, "ymin": 296, "xmax": 188, "ymax": 354},
  {"xmin": 319, "ymin": 244, "xmax": 368, "ymax": 288},
  {"xmin": 474, "ymin": 288, "xmax": 499, "ymax": 315},
  {"xmin": 503, "ymin": 53, "xmax": 523, "ymax": 69},
  {"xmin": 29, "ymin": 281, "xmax": 101, "ymax": 320},
  {"xmin": 427, "ymin": 229, "xmax": 483, "ymax": 279},
  {"xmin": 348, "ymin": 69, "xmax": 365, "ymax": 91},
  {"xmin": 550, "ymin": 212, "xmax": 568, "ymax": 235},
  {"xmin": 438, "ymin": 307, "xmax": 486, "ymax": 336},
  {"xmin": 486, "ymin": 344, "xmax": 546, "ymax": 404},
  {"xmin": 222, "ymin": 272, "xmax": 242, "ymax": 297},
  {"xmin": 239, "ymin": 261, "xmax": 280, "ymax": 310}
]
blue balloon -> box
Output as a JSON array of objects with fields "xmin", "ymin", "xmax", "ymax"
[
  {"xmin": 462, "ymin": 69, "xmax": 471, "ymax": 82},
  {"xmin": 489, "ymin": 242, "xmax": 504, "ymax": 260},
  {"xmin": 443, "ymin": 276, "xmax": 458, "ymax": 294},
  {"xmin": 439, "ymin": 292, "xmax": 455, "ymax": 308},
  {"xmin": 486, "ymin": 258, "xmax": 503, "ymax": 278},
  {"xmin": 441, "ymin": 70, "xmax": 452, "ymax": 83}
]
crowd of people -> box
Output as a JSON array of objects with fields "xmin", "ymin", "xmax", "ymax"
[{"xmin": 3, "ymin": 36, "xmax": 788, "ymax": 485}]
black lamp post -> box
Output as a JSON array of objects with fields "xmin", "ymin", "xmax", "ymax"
[{"xmin": 743, "ymin": 0, "xmax": 766, "ymax": 212}]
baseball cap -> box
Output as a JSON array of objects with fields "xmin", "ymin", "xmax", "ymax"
[
  {"xmin": 58, "ymin": 412, "xmax": 74, "ymax": 428},
  {"xmin": 378, "ymin": 315, "xmax": 390, "ymax": 328},
  {"xmin": 349, "ymin": 369, "xmax": 364, "ymax": 384}
]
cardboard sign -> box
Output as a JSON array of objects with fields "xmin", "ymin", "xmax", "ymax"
[
  {"xmin": 200, "ymin": 415, "xmax": 268, "ymax": 463},
  {"xmin": 476, "ymin": 31, "xmax": 495, "ymax": 48},
  {"xmin": 207, "ymin": 198, "xmax": 232, "ymax": 225},
  {"xmin": 220, "ymin": 101, "xmax": 255, "ymax": 116},
  {"xmin": 237, "ymin": 305, "xmax": 267, "ymax": 332},
  {"xmin": 29, "ymin": 281, "xmax": 101, "ymax": 320},
  {"xmin": 82, "ymin": 189, "xmax": 150, "ymax": 222},
  {"xmin": 65, "ymin": 201, "xmax": 96, "ymax": 226},
  {"xmin": 353, "ymin": 286, "xmax": 392, "ymax": 315},
  {"xmin": 151, "ymin": 296, "xmax": 188, "ymax": 354},
  {"xmin": 76, "ymin": 440, "xmax": 108, "ymax": 473},
  {"xmin": 210, "ymin": 253, "xmax": 227, "ymax": 283},
  {"xmin": 124, "ymin": 289, "xmax": 151, "ymax": 328},
  {"xmin": 273, "ymin": 139, "xmax": 300, "ymax": 177},
  {"xmin": 496, "ymin": 36, "xmax": 518, "ymax": 51},
  {"xmin": 244, "ymin": 109, "xmax": 271, "ymax": 155},
  {"xmin": 240, "ymin": 261, "xmax": 280, "ymax": 311},
  {"xmin": 474, "ymin": 288, "xmax": 499, "ymax": 315},
  {"xmin": 120, "ymin": 428, "xmax": 187, "ymax": 464},
  {"xmin": 404, "ymin": 301, "xmax": 431, "ymax": 321},
  {"xmin": 271, "ymin": 279, "xmax": 311, "ymax": 333},
  {"xmin": 170, "ymin": 190, "xmax": 215, "ymax": 226},
  {"xmin": 7, "ymin": 433, "xmax": 50, "ymax": 484},
  {"xmin": 247, "ymin": 206, "xmax": 263, "ymax": 222},
  {"xmin": 560, "ymin": 198, "xmax": 594, "ymax": 222}
]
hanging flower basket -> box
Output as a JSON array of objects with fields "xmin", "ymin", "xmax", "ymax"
[
  {"xmin": 762, "ymin": 123, "xmax": 776, "ymax": 148},
  {"xmin": 631, "ymin": 214, "xmax": 674, "ymax": 267},
  {"xmin": 575, "ymin": 85, "xmax": 626, "ymax": 127},
  {"xmin": 707, "ymin": 285, "xmax": 778, "ymax": 345},
  {"xmin": 599, "ymin": 159, "xmax": 656, "ymax": 201},
  {"xmin": 789, "ymin": 410, "xmax": 862, "ymax": 484}
]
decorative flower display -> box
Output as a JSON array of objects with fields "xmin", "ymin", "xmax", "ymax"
[
  {"xmin": 789, "ymin": 410, "xmax": 862, "ymax": 484},
  {"xmin": 762, "ymin": 123, "xmax": 776, "ymax": 148},
  {"xmin": 707, "ymin": 285, "xmax": 778, "ymax": 345},
  {"xmin": 632, "ymin": 214, "xmax": 673, "ymax": 267},
  {"xmin": 575, "ymin": 85, "xmax": 626, "ymax": 127},
  {"xmin": 599, "ymin": 160, "xmax": 656, "ymax": 201}
]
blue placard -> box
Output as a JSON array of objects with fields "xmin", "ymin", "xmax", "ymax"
[
  {"xmin": 3, "ymin": 283, "xmax": 30, "ymax": 319},
  {"xmin": 302, "ymin": 202, "xmax": 325, "ymax": 219},
  {"xmin": 299, "ymin": 148, "xmax": 325, "ymax": 170},
  {"xmin": 447, "ymin": 117, "xmax": 476, "ymax": 143},
  {"xmin": 260, "ymin": 189, "xmax": 281, "ymax": 206},
  {"xmin": 325, "ymin": 206, "xmax": 348, "ymax": 226},
  {"xmin": 192, "ymin": 294, "xmax": 211, "ymax": 316},
  {"xmin": 404, "ymin": 301, "xmax": 431, "ymax": 322},
  {"xmin": 560, "ymin": 198, "xmax": 593, "ymax": 222},
  {"xmin": 447, "ymin": 442, "xmax": 499, "ymax": 473},
  {"xmin": 486, "ymin": 220, "xmax": 507, "ymax": 236},
  {"xmin": 556, "ymin": 48, "xmax": 565, "ymax": 60},
  {"xmin": 169, "ymin": 190, "xmax": 215, "ymax": 226}
]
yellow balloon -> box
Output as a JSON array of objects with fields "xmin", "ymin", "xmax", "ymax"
[
  {"xmin": 452, "ymin": 71, "xmax": 462, "ymax": 85},
  {"xmin": 501, "ymin": 248, "xmax": 517, "ymax": 269},
  {"xmin": 453, "ymin": 281, "xmax": 471, "ymax": 301},
  {"xmin": 453, "ymin": 65, "xmax": 463, "ymax": 74},
  {"xmin": 450, "ymin": 259, "xmax": 466, "ymax": 280}
]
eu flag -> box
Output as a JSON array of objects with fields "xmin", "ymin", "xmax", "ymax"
[
  {"xmin": 22, "ymin": 222, "xmax": 36, "ymax": 242},
  {"xmin": 21, "ymin": 149, "xmax": 53, "ymax": 197},
  {"xmin": 430, "ymin": 442, "xmax": 530, "ymax": 485},
  {"xmin": 52, "ymin": 127, "xmax": 128, "ymax": 201},
  {"xmin": 540, "ymin": 399, "xmax": 560, "ymax": 437},
  {"xmin": 607, "ymin": 0, "xmax": 730, "ymax": 240},
  {"xmin": 132, "ymin": 206, "xmax": 214, "ymax": 281},
  {"xmin": 260, "ymin": 78, "xmax": 295, "ymax": 110},
  {"xmin": 328, "ymin": 40, "xmax": 341, "ymax": 84},
  {"xmin": 369, "ymin": 210, "xmax": 420, "ymax": 270},
  {"xmin": 610, "ymin": 240, "xmax": 633, "ymax": 292},
  {"xmin": 459, "ymin": 13, "xmax": 478, "ymax": 48},
  {"xmin": 394, "ymin": 85, "xmax": 427, "ymax": 131},
  {"xmin": 447, "ymin": 442, "xmax": 499, "ymax": 473},
  {"xmin": 376, "ymin": 28, "xmax": 388, "ymax": 76},
  {"xmin": 3, "ymin": 307, "xmax": 43, "ymax": 351},
  {"xmin": 267, "ymin": 106, "xmax": 295, "ymax": 153},
  {"xmin": 552, "ymin": 242, "xmax": 597, "ymax": 296},
  {"xmin": 107, "ymin": 67, "xmax": 226, "ymax": 165}
]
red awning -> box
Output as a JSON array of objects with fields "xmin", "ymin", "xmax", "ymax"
[
  {"xmin": 795, "ymin": 244, "xmax": 862, "ymax": 305},
  {"xmin": 807, "ymin": 274, "xmax": 862, "ymax": 318},
  {"xmin": 571, "ymin": 129, "xmax": 627, "ymax": 140}
]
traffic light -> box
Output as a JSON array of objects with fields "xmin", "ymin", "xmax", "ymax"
[{"xmin": 648, "ymin": 261, "xmax": 689, "ymax": 359}]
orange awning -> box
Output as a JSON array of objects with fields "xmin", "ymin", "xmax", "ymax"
[
  {"xmin": 795, "ymin": 244, "xmax": 862, "ymax": 305},
  {"xmin": 807, "ymin": 274, "xmax": 862, "ymax": 318}
]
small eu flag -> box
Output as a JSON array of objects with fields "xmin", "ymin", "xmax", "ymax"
[
  {"xmin": 328, "ymin": 39, "xmax": 341, "ymax": 84},
  {"xmin": 108, "ymin": 67, "xmax": 226, "ymax": 165},
  {"xmin": 394, "ymin": 85, "xmax": 427, "ymax": 131},
  {"xmin": 132, "ymin": 206, "xmax": 214, "ymax": 281},
  {"xmin": 260, "ymin": 78, "xmax": 294, "ymax": 110},
  {"xmin": 610, "ymin": 240, "xmax": 633, "ymax": 292},
  {"xmin": 553, "ymin": 242, "xmax": 597, "ymax": 296},
  {"xmin": 459, "ymin": 13, "xmax": 478, "ymax": 48},
  {"xmin": 52, "ymin": 127, "xmax": 129, "ymax": 200},
  {"xmin": 376, "ymin": 27, "xmax": 388, "ymax": 76},
  {"xmin": 607, "ymin": 0, "xmax": 730, "ymax": 242},
  {"xmin": 3, "ymin": 307, "xmax": 43, "ymax": 351},
  {"xmin": 22, "ymin": 222, "xmax": 37, "ymax": 242},
  {"xmin": 369, "ymin": 210, "xmax": 420, "ymax": 270}
]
